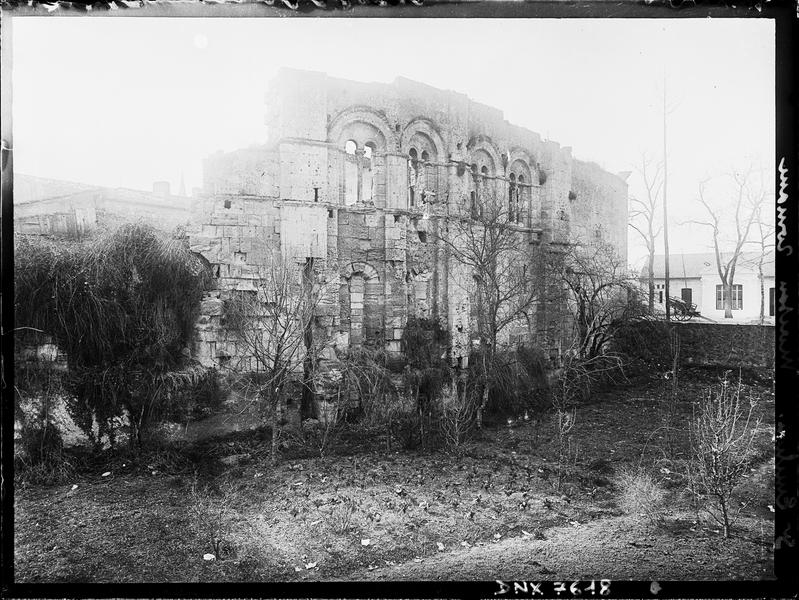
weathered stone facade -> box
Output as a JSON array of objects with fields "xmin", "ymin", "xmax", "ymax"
[{"xmin": 190, "ymin": 68, "xmax": 629, "ymax": 371}]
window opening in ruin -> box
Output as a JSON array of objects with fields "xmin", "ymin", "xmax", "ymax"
[
  {"xmin": 328, "ymin": 208, "xmax": 334, "ymax": 218},
  {"xmin": 509, "ymin": 173, "xmax": 516, "ymax": 223},
  {"xmin": 394, "ymin": 214, "xmax": 401, "ymax": 223},
  {"xmin": 517, "ymin": 174, "xmax": 525, "ymax": 224},
  {"xmin": 408, "ymin": 148, "xmax": 419, "ymax": 208},
  {"xmin": 224, "ymin": 199, "xmax": 231, "ymax": 209},
  {"xmin": 313, "ymin": 187, "xmax": 319, "ymax": 202},
  {"xmin": 421, "ymin": 150, "xmax": 429, "ymax": 162},
  {"xmin": 418, "ymin": 231, "xmax": 427, "ymax": 243},
  {"xmin": 362, "ymin": 142, "xmax": 376, "ymax": 204},
  {"xmin": 344, "ymin": 140, "xmax": 358, "ymax": 206}
]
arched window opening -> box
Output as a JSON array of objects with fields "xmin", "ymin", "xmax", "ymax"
[
  {"xmin": 421, "ymin": 150, "xmax": 429, "ymax": 162},
  {"xmin": 509, "ymin": 173, "xmax": 517, "ymax": 223},
  {"xmin": 344, "ymin": 141, "xmax": 358, "ymax": 205},
  {"xmin": 362, "ymin": 142, "xmax": 376, "ymax": 203},
  {"xmin": 408, "ymin": 148, "xmax": 419, "ymax": 207}
]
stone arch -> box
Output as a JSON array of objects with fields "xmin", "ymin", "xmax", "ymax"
[
  {"xmin": 340, "ymin": 262, "xmax": 383, "ymax": 346},
  {"xmin": 328, "ymin": 106, "xmax": 398, "ymax": 152},
  {"xmin": 467, "ymin": 136, "xmax": 502, "ymax": 176},
  {"xmin": 340, "ymin": 261, "xmax": 380, "ymax": 283},
  {"xmin": 508, "ymin": 147, "xmax": 536, "ymax": 179},
  {"xmin": 402, "ymin": 119, "xmax": 446, "ymax": 209},
  {"xmin": 401, "ymin": 118, "xmax": 446, "ymax": 161}
]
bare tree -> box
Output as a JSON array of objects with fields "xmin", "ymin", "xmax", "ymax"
[
  {"xmin": 224, "ymin": 253, "xmax": 327, "ymax": 464},
  {"xmin": 688, "ymin": 373, "xmax": 761, "ymax": 538},
  {"xmin": 747, "ymin": 202, "xmax": 775, "ymax": 324},
  {"xmin": 692, "ymin": 169, "xmax": 763, "ymax": 319},
  {"xmin": 551, "ymin": 241, "xmax": 641, "ymax": 361},
  {"xmin": 437, "ymin": 191, "xmax": 545, "ymax": 428},
  {"xmin": 629, "ymin": 153, "xmax": 663, "ymax": 313}
]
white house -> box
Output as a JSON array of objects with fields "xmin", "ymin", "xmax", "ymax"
[{"xmin": 640, "ymin": 251, "xmax": 775, "ymax": 324}]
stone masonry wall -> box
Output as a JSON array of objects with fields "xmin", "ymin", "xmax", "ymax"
[
  {"xmin": 673, "ymin": 322, "xmax": 775, "ymax": 369},
  {"xmin": 199, "ymin": 68, "xmax": 629, "ymax": 377}
]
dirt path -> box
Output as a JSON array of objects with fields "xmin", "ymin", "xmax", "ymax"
[{"xmin": 342, "ymin": 512, "xmax": 774, "ymax": 581}]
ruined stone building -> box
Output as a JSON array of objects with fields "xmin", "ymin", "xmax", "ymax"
[{"xmin": 190, "ymin": 68, "xmax": 629, "ymax": 371}]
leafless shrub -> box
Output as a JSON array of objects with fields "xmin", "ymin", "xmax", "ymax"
[
  {"xmin": 436, "ymin": 380, "xmax": 477, "ymax": 451},
  {"xmin": 328, "ymin": 499, "xmax": 357, "ymax": 534},
  {"xmin": 189, "ymin": 474, "xmax": 239, "ymax": 559},
  {"xmin": 687, "ymin": 372, "xmax": 761, "ymax": 538},
  {"xmin": 615, "ymin": 467, "xmax": 667, "ymax": 526},
  {"xmin": 552, "ymin": 405, "xmax": 578, "ymax": 492}
]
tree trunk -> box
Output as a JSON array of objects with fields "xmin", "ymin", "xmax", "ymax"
[
  {"xmin": 759, "ymin": 261, "xmax": 765, "ymax": 325},
  {"xmin": 724, "ymin": 282, "xmax": 733, "ymax": 319},
  {"xmin": 477, "ymin": 384, "xmax": 489, "ymax": 429},
  {"xmin": 647, "ymin": 253, "xmax": 655, "ymax": 313}
]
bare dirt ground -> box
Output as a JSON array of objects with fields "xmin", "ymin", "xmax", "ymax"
[{"xmin": 14, "ymin": 369, "xmax": 775, "ymax": 582}]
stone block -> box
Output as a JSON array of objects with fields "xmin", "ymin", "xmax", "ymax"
[{"xmin": 200, "ymin": 297, "xmax": 224, "ymax": 316}]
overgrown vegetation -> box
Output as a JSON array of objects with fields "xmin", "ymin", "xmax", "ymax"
[{"xmin": 14, "ymin": 224, "xmax": 214, "ymax": 451}]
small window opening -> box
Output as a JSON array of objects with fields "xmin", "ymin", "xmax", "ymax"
[
  {"xmin": 393, "ymin": 214, "xmax": 401, "ymax": 223},
  {"xmin": 364, "ymin": 144, "xmax": 374, "ymax": 160},
  {"xmin": 421, "ymin": 150, "xmax": 429, "ymax": 163},
  {"xmin": 313, "ymin": 187, "xmax": 319, "ymax": 202},
  {"xmin": 328, "ymin": 209, "xmax": 334, "ymax": 218},
  {"xmin": 223, "ymin": 199, "xmax": 231, "ymax": 209},
  {"xmin": 417, "ymin": 231, "xmax": 427, "ymax": 243},
  {"xmin": 457, "ymin": 142, "xmax": 463, "ymax": 151},
  {"xmin": 345, "ymin": 140, "xmax": 357, "ymax": 155},
  {"xmin": 481, "ymin": 166, "xmax": 488, "ymax": 177}
]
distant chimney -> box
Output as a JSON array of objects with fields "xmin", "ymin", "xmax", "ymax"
[{"xmin": 153, "ymin": 181, "xmax": 171, "ymax": 197}]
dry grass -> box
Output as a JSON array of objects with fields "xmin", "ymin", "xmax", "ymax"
[{"xmin": 14, "ymin": 368, "xmax": 775, "ymax": 582}]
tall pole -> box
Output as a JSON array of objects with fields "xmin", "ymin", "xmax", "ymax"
[{"xmin": 662, "ymin": 69, "xmax": 671, "ymax": 322}]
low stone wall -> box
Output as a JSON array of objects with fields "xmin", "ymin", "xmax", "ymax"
[{"xmin": 673, "ymin": 322, "xmax": 774, "ymax": 369}]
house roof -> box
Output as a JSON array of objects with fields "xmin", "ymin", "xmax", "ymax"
[
  {"xmin": 641, "ymin": 251, "xmax": 775, "ymax": 279},
  {"xmin": 14, "ymin": 174, "xmax": 102, "ymax": 204}
]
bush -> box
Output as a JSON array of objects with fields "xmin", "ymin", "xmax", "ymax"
[
  {"xmin": 434, "ymin": 380, "xmax": 477, "ymax": 450},
  {"xmin": 189, "ymin": 474, "xmax": 239, "ymax": 559},
  {"xmin": 615, "ymin": 467, "xmax": 667, "ymax": 526},
  {"xmin": 14, "ymin": 224, "xmax": 212, "ymax": 450},
  {"xmin": 687, "ymin": 372, "xmax": 761, "ymax": 538}
]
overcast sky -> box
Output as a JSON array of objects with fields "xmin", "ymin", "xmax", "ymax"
[{"xmin": 13, "ymin": 17, "xmax": 775, "ymax": 266}]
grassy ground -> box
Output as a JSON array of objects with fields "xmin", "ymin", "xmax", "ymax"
[{"xmin": 14, "ymin": 368, "xmax": 775, "ymax": 582}]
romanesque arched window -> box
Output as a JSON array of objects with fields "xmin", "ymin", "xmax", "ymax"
[
  {"xmin": 344, "ymin": 140, "xmax": 359, "ymax": 205},
  {"xmin": 362, "ymin": 142, "xmax": 376, "ymax": 203},
  {"xmin": 508, "ymin": 173, "xmax": 517, "ymax": 222},
  {"xmin": 508, "ymin": 158, "xmax": 532, "ymax": 225},
  {"xmin": 408, "ymin": 147, "xmax": 419, "ymax": 207}
]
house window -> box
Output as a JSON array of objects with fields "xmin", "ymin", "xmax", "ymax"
[
  {"xmin": 681, "ymin": 288, "xmax": 692, "ymax": 305},
  {"xmin": 769, "ymin": 287, "xmax": 775, "ymax": 317},
  {"xmin": 716, "ymin": 284, "xmax": 743, "ymax": 310},
  {"xmin": 658, "ymin": 290, "xmax": 664, "ymax": 304}
]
